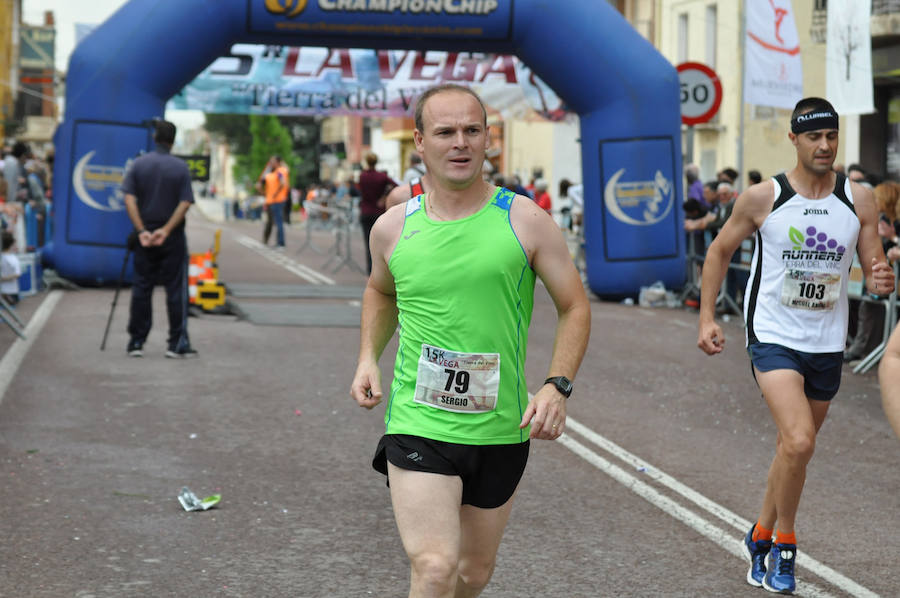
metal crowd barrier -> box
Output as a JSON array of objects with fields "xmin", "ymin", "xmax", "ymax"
[
  {"xmin": 679, "ymin": 231, "xmax": 749, "ymax": 317},
  {"xmin": 850, "ymin": 260, "xmax": 900, "ymax": 374},
  {"xmin": 0, "ymin": 294, "xmax": 26, "ymax": 339},
  {"xmin": 295, "ymin": 199, "xmax": 365, "ymax": 275}
]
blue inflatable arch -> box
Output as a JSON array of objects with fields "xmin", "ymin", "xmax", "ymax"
[{"xmin": 52, "ymin": 0, "xmax": 685, "ymax": 295}]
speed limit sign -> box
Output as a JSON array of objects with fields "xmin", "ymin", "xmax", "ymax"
[{"xmin": 676, "ymin": 62, "xmax": 722, "ymax": 126}]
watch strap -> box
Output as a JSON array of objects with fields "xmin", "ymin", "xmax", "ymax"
[{"xmin": 544, "ymin": 376, "xmax": 573, "ymax": 398}]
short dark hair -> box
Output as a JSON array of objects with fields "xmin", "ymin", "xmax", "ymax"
[
  {"xmin": 414, "ymin": 84, "xmax": 487, "ymax": 133},
  {"xmin": 154, "ymin": 120, "xmax": 177, "ymax": 145},
  {"xmin": 748, "ymin": 169, "xmax": 762, "ymax": 185},
  {"xmin": 683, "ymin": 198, "xmax": 708, "ymax": 219},
  {"xmin": 704, "ymin": 180, "xmax": 719, "ymax": 193},
  {"xmin": 1, "ymin": 230, "xmax": 14, "ymax": 251},
  {"xmin": 719, "ymin": 168, "xmax": 739, "ymax": 184},
  {"xmin": 791, "ymin": 97, "xmax": 837, "ymax": 122},
  {"xmin": 11, "ymin": 141, "xmax": 29, "ymax": 159},
  {"xmin": 847, "ymin": 163, "xmax": 865, "ymax": 176}
]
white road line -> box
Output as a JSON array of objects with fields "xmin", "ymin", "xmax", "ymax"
[
  {"xmin": 236, "ymin": 236, "xmax": 335, "ymax": 285},
  {"xmin": 557, "ymin": 433, "xmax": 839, "ymax": 598},
  {"xmin": 0, "ymin": 290, "xmax": 63, "ymax": 406},
  {"xmin": 563, "ymin": 417, "xmax": 878, "ymax": 598}
]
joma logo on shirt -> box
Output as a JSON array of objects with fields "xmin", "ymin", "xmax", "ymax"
[{"xmin": 803, "ymin": 208, "xmax": 828, "ymax": 216}]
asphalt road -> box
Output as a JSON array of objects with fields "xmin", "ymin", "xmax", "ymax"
[{"xmin": 1, "ymin": 208, "xmax": 897, "ymax": 597}]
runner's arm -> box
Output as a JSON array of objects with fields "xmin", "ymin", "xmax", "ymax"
[
  {"xmin": 852, "ymin": 182, "xmax": 895, "ymax": 296},
  {"xmin": 351, "ymin": 210, "xmax": 402, "ymax": 409},
  {"xmin": 697, "ymin": 183, "xmax": 769, "ymax": 355},
  {"xmin": 514, "ymin": 197, "xmax": 591, "ymax": 439},
  {"xmin": 878, "ymin": 326, "xmax": 900, "ymax": 441}
]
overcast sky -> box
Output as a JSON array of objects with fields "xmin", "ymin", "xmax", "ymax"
[
  {"xmin": 22, "ymin": 0, "xmax": 204, "ymax": 128},
  {"xmin": 23, "ymin": 0, "xmax": 128, "ymax": 73}
]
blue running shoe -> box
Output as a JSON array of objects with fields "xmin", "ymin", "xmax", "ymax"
[
  {"xmin": 763, "ymin": 543, "xmax": 797, "ymax": 594},
  {"xmin": 741, "ymin": 524, "xmax": 772, "ymax": 587}
]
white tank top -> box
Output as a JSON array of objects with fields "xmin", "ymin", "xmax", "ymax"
[{"xmin": 744, "ymin": 173, "xmax": 860, "ymax": 353}]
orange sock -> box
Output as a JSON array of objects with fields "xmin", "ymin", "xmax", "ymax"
[
  {"xmin": 752, "ymin": 522, "xmax": 773, "ymax": 542},
  {"xmin": 775, "ymin": 530, "xmax": 797, "ymax": 545}
]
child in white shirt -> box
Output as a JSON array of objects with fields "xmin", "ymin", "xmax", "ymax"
[{"xmin": 1, "ymin": 230, "xmax": 21, "ymax": 305}]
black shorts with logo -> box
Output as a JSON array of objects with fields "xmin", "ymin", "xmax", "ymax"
[{"xmin": 373, "ymin": 434, "xmax": 530, "ymax": 509}]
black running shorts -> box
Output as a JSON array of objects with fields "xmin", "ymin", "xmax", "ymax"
[{"xmin": 372, "ymin": 434, "xmax": 529, "ymax": 509}]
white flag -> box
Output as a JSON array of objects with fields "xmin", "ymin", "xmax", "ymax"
[
  {"xmin": 827, "ymin": 0, "xmax": 874, "ymax": 114},
  {"xmin": 744, "ymin": 0, "xmax": 803, "ymax": 109}
]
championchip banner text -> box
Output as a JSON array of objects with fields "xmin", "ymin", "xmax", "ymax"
[
  {"xmin": 167, "ymin": 44, "xmax": 570, "ymax": 121},
  {"xmin": 249, "ymin": 0, "xmax": 511, "ymax": 39}
]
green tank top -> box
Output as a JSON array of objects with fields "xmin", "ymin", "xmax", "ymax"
[{"xmin": 385, "ymin": 187, "xmax": 536, "ymax": 445}]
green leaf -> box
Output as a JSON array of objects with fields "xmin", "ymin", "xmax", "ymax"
[{"xmin": 788, "ymin": 226, "xmax": 804, "ymax": 248}]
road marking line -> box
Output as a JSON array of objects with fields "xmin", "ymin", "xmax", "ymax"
[
  {"xmin": 0, "ymin": 290, "xmax": 63, "ymax": 406},
  {"xmin": 236, "ymin": 236, "xmax": 335, "ymax": 285},
  {"xmin": 562, "ymin": 417, "xmax": 877, "ymax": 598}
]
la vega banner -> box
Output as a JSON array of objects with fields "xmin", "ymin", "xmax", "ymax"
[{"xmin": 167, "ymin": 44, "xmax": 571, "ymax": 121}]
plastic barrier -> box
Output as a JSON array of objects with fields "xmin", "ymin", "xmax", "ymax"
[
  {"xmin": 188, "ymin": 230, "xmax": 226, "ymax": 312},
  {"xmin": 17, "ymin": 252, "xmax": 43, "ymax": 296}
]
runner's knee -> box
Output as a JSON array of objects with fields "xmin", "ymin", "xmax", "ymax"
[
  {"xmin": 779, "ymin": 430, "xmax": 815, "ymax": 463},
  {"xmin": 410, "ymin": 551, "xmax": 458, "ymax": 591},
  {"xmin": 458, "ymin": 556, "xmax": 496, "ymax": 591}
]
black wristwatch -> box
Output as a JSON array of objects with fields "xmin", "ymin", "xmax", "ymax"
[{"xmin": 544, "ymin": 376, "xmax": 573, "ymax": 398}]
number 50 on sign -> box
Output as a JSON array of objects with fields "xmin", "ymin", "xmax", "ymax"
[{"xmin": 676, "ymin": 62, "xmax": 723, "ymax": 126}]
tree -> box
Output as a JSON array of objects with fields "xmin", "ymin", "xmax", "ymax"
[
  {"xmin": 204, "ymin": 114, "xmax": 252, "ymax": 154},
  {"xmin": 282, "ymin": 117, "xmax": 320, "ymax": 191},
  {"xmin": 204, "ymin": 113, "xmax": 319, "ymax": 192},
  {"xmin": 234, "ymin": 115, "xmax": 293, "ymax": 193}
]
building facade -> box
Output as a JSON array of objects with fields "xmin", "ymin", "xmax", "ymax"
[
  {"xmin": 614, "ymin": 1, "xmax": 900, "ymax": 188},
  {"xmin": 0, "ymin": 0, "xmax": 21, "ymax": 142},
  {"xmin": 867, "ymin": 0, "xmax": 900, "ymax": 181}
]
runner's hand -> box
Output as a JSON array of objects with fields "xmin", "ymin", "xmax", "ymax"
[
  {"xmin": 869, "ymin": 257, "xmax": 895, "ymax": 296},
  {"xmin": 520, "ymin": 385, "xmax": 566, "ymax": 440},
  {"xmin": 350, "ymin": 362, "xmax": 383, "ymax": 410},
  {"xmin": 698, "ymin": 319, "xmax": 725, "ymax": 355}
]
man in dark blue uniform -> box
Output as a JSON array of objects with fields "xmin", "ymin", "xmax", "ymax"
[{"xmin": 122, "ymin": 120, "xmax": 197, "ymax": 358}]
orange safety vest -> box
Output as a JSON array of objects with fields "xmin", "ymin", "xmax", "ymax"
[{"xmin": 264, "ymin": 166, "xmax": 289, "ymax": 205}]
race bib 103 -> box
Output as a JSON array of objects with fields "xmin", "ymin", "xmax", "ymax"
[{"xmin": 781, "ymin": 269, "xmax": 841, "ymax": 311}]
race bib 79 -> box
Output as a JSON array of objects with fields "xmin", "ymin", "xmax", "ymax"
[{"xmin": 414, "ymin": 343, "xmax": 500, "ymax": 413}]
